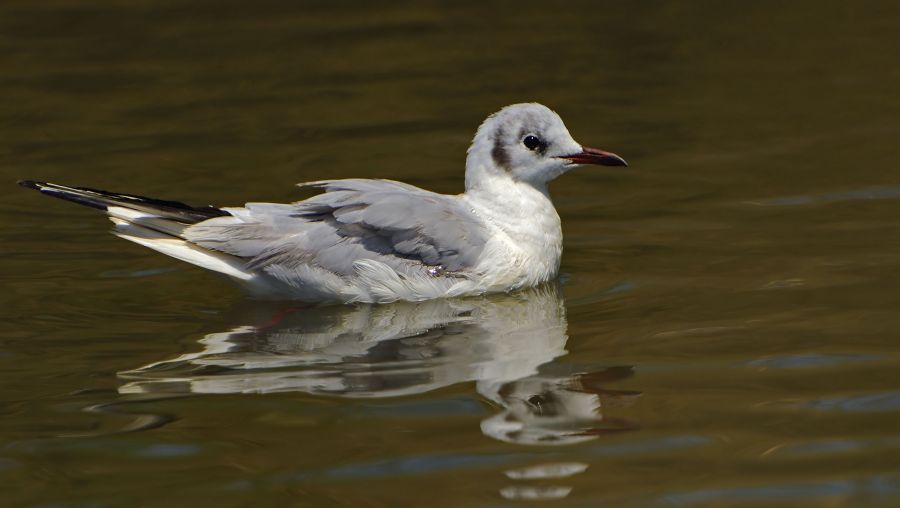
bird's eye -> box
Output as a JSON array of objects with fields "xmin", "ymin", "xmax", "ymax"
[{"xmin": 523, "ymin": 135, "xmax": 543, "ymax": 151}]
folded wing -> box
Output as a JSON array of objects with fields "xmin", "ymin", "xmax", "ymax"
[{"xmin": 184, "ymin": 179, "xmax": 489, "ymax": 281}]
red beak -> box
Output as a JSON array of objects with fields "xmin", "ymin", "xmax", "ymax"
[{"xmin": 562, "ymin": 146, "xmax": 628, "ymax": 167}]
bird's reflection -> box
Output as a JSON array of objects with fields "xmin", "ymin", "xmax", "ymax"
[{"xmin": 119, "ymin": 284, "xmax": 638, "ymax": 446}]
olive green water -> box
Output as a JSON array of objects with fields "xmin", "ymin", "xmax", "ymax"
[{"xmin": 3, "ymin": 1, "xmax": 900, "ymax": 506}]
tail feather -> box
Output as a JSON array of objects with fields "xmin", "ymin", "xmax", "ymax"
[
  {"xmin": 17, "ymin": 180, "xmax": 262, "ymax": 284},
  {"xmin": 17, "ymin": 180, "xmax": 230, "ymax": 224}
]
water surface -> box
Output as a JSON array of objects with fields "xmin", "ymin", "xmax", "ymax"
[{"xmin": 3, "ymin": 1, "xmax": 900, "ymax": 506}]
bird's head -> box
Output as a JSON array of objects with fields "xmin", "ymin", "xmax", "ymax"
[{"xmin": 465, "ymin": 103, "xmax": 626, "ymax": 191}]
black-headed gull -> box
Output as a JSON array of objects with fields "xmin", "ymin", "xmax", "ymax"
[{"xmin": 19, "ymin": 103, "xmax": 627, "ymax": 303}]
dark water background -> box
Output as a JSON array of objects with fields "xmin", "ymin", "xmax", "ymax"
[{"xmin": 3, "ymin": 1, "xmax": 900, "ymax": 506}]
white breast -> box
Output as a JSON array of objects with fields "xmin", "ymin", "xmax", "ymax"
[{"xmin": 463, "ymin": 180, "xmax": 564, "ymax": 291}]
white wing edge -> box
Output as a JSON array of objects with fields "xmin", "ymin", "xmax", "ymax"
[{"xmin": 108, "ymin": 211, "xmax": 255, "ymax": 282}]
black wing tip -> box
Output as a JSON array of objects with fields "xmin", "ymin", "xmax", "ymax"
[
  {"xmin": 17, "ymin": 179, "xmax": 231, "ymax": 221},
  {"xmin": 18, "ymin": 180, "xmax": 110, "ymax": 211},
  {"xmin": 17, "ymin": 179, "xmax": 43, "ymax": 190}
]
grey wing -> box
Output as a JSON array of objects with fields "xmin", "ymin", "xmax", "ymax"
[{"xmin": 184, "ymin": 179, "xmax": 489, "ymax": 279}]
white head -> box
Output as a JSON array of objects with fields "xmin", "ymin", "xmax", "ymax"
[{"xmin": 465, "ymin": 103, "xmax": 626, "ymax": 192}]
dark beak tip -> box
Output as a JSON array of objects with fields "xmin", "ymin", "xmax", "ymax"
[
  {"xmin": 594, "ymin": 149, "xmax": 628, "ymax": 168},
  {"xmin": 610, "ymin": 157, "xmax": 628, "ymax": 168},
  {"xmin": 605, "ymin": 155, "xmax": 628, "ymax": 167}
]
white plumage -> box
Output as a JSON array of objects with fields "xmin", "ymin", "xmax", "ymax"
[{"xmin": 19, "ymin": 103, "xmax": 626, "ymax": 303}]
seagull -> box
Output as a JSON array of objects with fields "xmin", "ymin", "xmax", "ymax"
[{"xmin": 19, "ymin": 103, "xmax": 627, "ymax": 303}]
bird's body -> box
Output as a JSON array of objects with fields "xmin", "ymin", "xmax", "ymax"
[{"xmin": 19, "ymin": 103, "xmax": 626, "ymax": 303}]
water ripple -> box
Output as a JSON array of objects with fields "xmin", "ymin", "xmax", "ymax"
[
  {"xmin": 744, "ymin": 353, "xmax": 882, "ymax": 370},
  {"xmin": 660, "ymin": 474, "xmax": 900, "ymax": 506},
  {"xmin": 762, "ymin": 391, "xmax": 900, "ymax": 413},
  {"xmin": 747, "ymin": 186, "xmax": 900, "ymax": 207}
]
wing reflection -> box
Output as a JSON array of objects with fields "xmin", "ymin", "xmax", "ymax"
[{"xmin": 119, "ymin": 284, "xmax": 638, "ymax": 445}]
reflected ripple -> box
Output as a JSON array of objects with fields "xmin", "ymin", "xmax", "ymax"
[{"xmin": 118, "ymin": 284, "xmax": 639, "ymax": 447}]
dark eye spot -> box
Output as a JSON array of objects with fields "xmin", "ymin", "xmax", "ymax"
[{"xmin": 523, "ymin": 135, "xmax": 543, "ymax": 151}]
